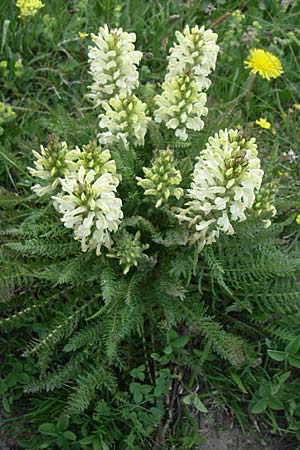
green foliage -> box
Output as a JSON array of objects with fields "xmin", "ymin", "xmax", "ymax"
[{"xmin": 1, "ymin": 0, "xmax": 300, "ymax": 448}]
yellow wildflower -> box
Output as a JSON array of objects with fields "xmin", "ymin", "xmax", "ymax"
[
  {"xmin": 294, "ymin": 104, "xmax": 300, "ymax": 111},
  {"xmin": 78, "ymin": 32, "xmax": 89, "ymax": 39},
  {"xmin": 236, "ymin": 124, "xmax": 242, "ymax": 130},
  {"xmin": 296, "ymin": 214, "xmax": 300, "ymax": 225},
  {"xmin": 16, "ymin": 0, "xmax": 44, "ymax": 17},
  {"xmin": 244, "ymin": 49, "xmax": 283, "ymax": 80},
  {"xmin": 256, "ymin": 117, "xmax": 271, "ymax": 129}
]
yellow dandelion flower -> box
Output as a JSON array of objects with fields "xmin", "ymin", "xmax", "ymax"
[
  {"xmin": 296, "ymin": 214, "xmax": 300, "ymax": 225},
  {"xmin": 256, "ymin": 117, "xmax": 271, "ymax": 129},
  {"xmin": 78, "ymin": 32, "xmax": 89, "ymax": 39},
  {"xmin": 244, "ymin": 49, "xmax": 283, "ymax": 80},
  {"xmin": 16, "ymin": 0, "xmax": 44, "ymax": 17}
]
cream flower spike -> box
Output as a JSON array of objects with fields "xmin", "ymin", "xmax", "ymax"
[
  {"xmin": 166, "ymin": 25, "xmax": 219, "ymax": 90},
  {"xmin": 53, "ymin": 166, "xmax": 123, "ymax": 256},
  {"xmin": 177, "ymin": 129, "xmax": 264, "ymax": 251},
  {"xmin": 154, "ymin": 73, "xmax": 208, "ymax": 141},
  {"xmin": 99, "ymin": 94, "xmax": 150, "ymax": 149},
  {"xmin": 88, "ymin": 24, "xmax": 143, "ymax": 106},
  {"xmin": 27, "ymin": 140, "xmax": 79, "ymax": 197}
]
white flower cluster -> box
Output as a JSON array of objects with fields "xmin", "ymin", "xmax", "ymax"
[
  {"xmin": 166, "ymin": 25, "xmax": 219, "ymax": 90},
  {"xmin": 28, "ymin": 140, "xmax": 123, "ymax": 255},
  {"xmin": 99, "ymin": 94, "xmax": 150, "ymax": 149},
  {"xmin": 154, "ymin": 74, "xmax": 208, "ymax": 141},
  {"xmin": 53, "ymin": 165, "xmax": 123, "ymax": 256},
  {"xmin": 88, "ymin": 24, "xmax": 143, "ymax": 106},
  {"xmin": 88, "ymin": 24, "xmax": 150, "ymax": 149},
  {"xmin": 28, "ymin": 140, "xmax": 78, "ymax": 197},
  {"xmin": 154, "ymin": 25, "xmax": 219, "ymax": 141},
  {"xmin": 177, "ymin": 129, "xmax": 264, "ymax": 251}
]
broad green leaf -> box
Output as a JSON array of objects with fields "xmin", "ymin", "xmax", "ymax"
[
  {"xmin": 62, "ymin": 430, "xmax": 77, "ymax": 441},
  {"xmin": 276, "ymin": 371, "xmax": 291, "ymax": 385},
  {"xmin": 173, "ymin": 336, "xmax": 189, "ymax": 348},
  {"xmin": 38, "ymin": 423, "xmax": 57, "ymax": 436},
  {"xmin": 164, "ymin": 345, "xmax": 173, "ymax": 355},
  {"xmin": 288, "ymin": 355, "xmax": 300, "ymax": 368},
  {"xmin": 183, "ymin": 393, "xmax": 208, "ymax": 413},
  {"xmin": 286, "ymin": 336, "xmax": 300, "ymax": 355},
  {"xmin": 57, "ymin": 415, "xmax": 69, "ymax": 432},
  {"xmin": 267, "ymin": 350, "xmax": 287, "ymax": 362},
  {"xmin": 193, "ymin": 395, "xmax": 208, "ymax": 413},
  {"xmin": 268, "ymin": 397, "xmax": 284, "ymax": 411},
  {"xmin": 251, "ymin": 398, "xmax": 267, "ymax": 414},
  {"xmin": 259, "ymin": 382, "xmax": 271, "ymax": 397}
]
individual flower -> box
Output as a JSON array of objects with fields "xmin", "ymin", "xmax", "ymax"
[
  {"xmin": 288, "ymin": 149, "xmax": 297, "ymax": 164},
  {"xmin": 154, "ymin": 73, "xmax": 208, "ymax": 141},
  {"xmin": 16, "ymin": 0, "xmax": 44, "ymax": 17},
  {"xmin": 88, "ymin": 24, "xmax": 142, "ymax": 106},
  {"xmin": 166, "ymin": 25, "xmax": 219, "ymax": 90},
  {"xmin": 177, "ymin": 129, "xmax": 264, "ymax": 251},
  {"xmin": 244, "ymin": 49, "xmax": 284, "ymax": 80},
  {"xmin": 53, "ymin": 166, "xmax": 123, "ymax": 255},
  {"xmin": 99, "ymin": 94, "xmax": 150, "ymax": 149},
  {"xmin": 136, "ymin": 149, "xmax": 183, "ymax": 208},
  {"xmin": 256, "ymin": 117, "xmax": 271, "ymax": 129},
  {"xmin": 27, "ymin": 138, "xmax": 79, "ymax": 197},
  {"xmin": 75, "ymin": 141, "xmax": 119, "ymax": 184},
  {"xmin": 108, "ymin": 231, "xmax": 149, "ymax": 274},
  {"xmin": 78, "ymin": 32, "xmax": 89, "ymax": 39},
  {"xmin": 296, "ymin": 214, "xmax": 300, "ymax": 225}
]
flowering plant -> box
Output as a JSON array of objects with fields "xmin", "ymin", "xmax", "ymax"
[
  {"xmin": 4, "ymin": 20, "xmax": 300, "ymax": 449},
  {"xmin": 28, "ymin": 24, "xmax": 274, "ymax": 274}
]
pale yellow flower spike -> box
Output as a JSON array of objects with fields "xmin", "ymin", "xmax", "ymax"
[
  {"xmin": 16, "ymin": 0, "xmax": 44, "ymax": 17},
  {"xmin": 256, "ymin": 117, "xmax": 271, "ymax": 129},
  {"xmin": 244, "ymin": 49, "xmax": 283, "ymax": 80}
]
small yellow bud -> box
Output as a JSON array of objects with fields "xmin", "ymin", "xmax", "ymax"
[{"xmin": 78, "ymin": 32, "xmax": 89, "ymax": 39}]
